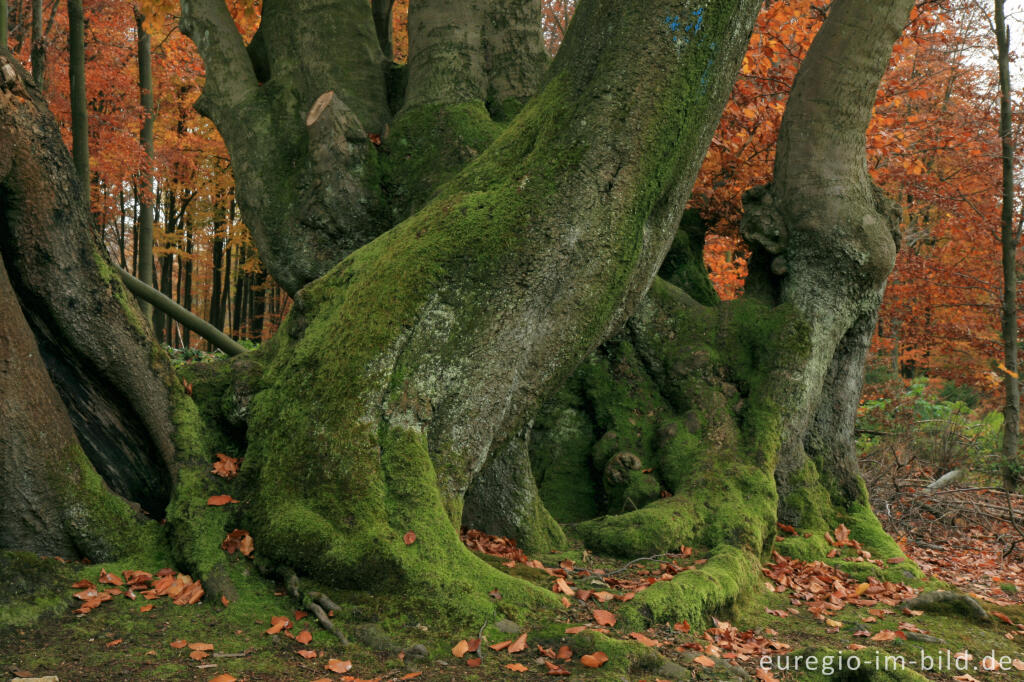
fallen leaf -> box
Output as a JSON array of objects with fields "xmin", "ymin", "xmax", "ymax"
[
  {"xmin": 297, "ymin": 649, "xmax": 317, "ymax": 659},
  {"xmin": 206, "ymin": 494, "xmax": 240, "ymax": 506},
  {"xmin": 326, "ymin": 659, "xmax": 353, "ymax": 673},
  {"xmin": 400, "ymin": 674, "xmax": 422, "ymax": 680},
  {"xmin": 505, "ymin": 663, "xmax": 529, "ymax": 672},
  {"xmin": 580, "ymin": 651, "xmax": 609, "ymax": 668},
  {"xmin": 556, "ymin": 645, "xmax": 572, "ymax": 660},
  {"xmin": 106, "ymin": 638, "xmax": 122, "ymax": 647},
  {"xmin": 564, "ymin": 626, "xmax": 588, "ymax": 634},
  {"xmin": 189, "ymin": 650, "xmax": 209, "ymax": 660},
  {"xmin": 592, "ymin": 609, "xmax": 616, "ymax": 627},
  {"xmin": 490, "ymin": 639, "xmax": 512, "ymax": 651},
  {"xmin": 140, "ymin": 604, "xmax": 154, "ymax": 613},
  {"xmin": 674, "ymin": 621, "xmax": 691, "ymax": 633},
  {"xmin": 221, "ymin": 595, "xmax": 230, "ymax": 607},
  {"xmin": 208, "ymin": 676, "xmax": 237, "ymax": 682},
  {"xmin": 296, "ymin": 630, "xmax": 312, "ymax": 644},
  {"xmin": 452, "ymin": 639, "xmax": 470, "ymax": 658},
  {"xmin": 189, "ymin": 642, "xmax": 214, "ymax": 651},
  {"xmin": 694, "ymin": 654, "xmax": 716, "ymax": 668},
  {"xmin": 507, "ymin": 632, "xmax": 528, "ymax": 653},
  {"xmin": 170, "ymin": 639, "xmax": 188, "ymax": 649},
  {"xmin": 629, "ymin": 632, "xmax": 659, "ymax": 647},
  {"xmin": 466, "ymin": 658, "xmax": 482, "ymax": 667},
  {"xmin": 403, "ymin": 531, "xmax": 417, "ymax": 545}
]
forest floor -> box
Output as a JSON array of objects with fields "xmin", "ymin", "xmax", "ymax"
[{"xmin": 5, "ymin": 478, "xmax": 1024, "ymax": 681}]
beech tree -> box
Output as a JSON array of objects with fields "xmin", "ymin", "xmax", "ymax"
[{"xmin": 1, "ymin": 0, "xmax": 918, "ymax": 632}]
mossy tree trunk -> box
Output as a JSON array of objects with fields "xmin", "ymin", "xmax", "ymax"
[
  {"xmin": 1, "ymin": 0, "xmax": 917, "ymax": 633},
  {"xmin": 525, "ymin": 0, "xmax": 916, "ymax": 628}
]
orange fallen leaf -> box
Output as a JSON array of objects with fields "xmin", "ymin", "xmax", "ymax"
[
  {"xmin": 189, "ymin": 642, "xmax": 214, "ymax": 651},
  {"xmin": 326, "ymin": 659, "xmax": 353, "ymax": 673},
  {"xmin": 556, "ymin": 645, "xmax": 572, "ymax": 660},
  {"xmin": 505, "ymin": 663, "xmax": 529, "ymax": 672},
  {"xmin": 507, "ymin": 632, "xmax": 528, "ymax": 653},
  {"xmin": 208, "ymin": 676, "xmax": 236, "ymax": 682},
  {"xmin": 580, "ymin": 651, "xmax": 609, "ymax": 668},
  {"xmin": 140, "ymin": 604, "xmax": 154, "ymax": 613},
  {"xmin": 221, "ymin": 595, "xmax": 230, "ymax": 607},
  {"xmin": 170, "ymin": 640, "xmax": 188, "ymax": 649},
  {"xmin": 189, "ymin": 650, "xmax": 209, "ymax": 660},
  {"xmin": 674, "ymin": 621, "xmax": 691, "ymax": 633},
  {"xmin": 564, "ymin": 625, "xmax": 587, "ymax": 634},
  {"xmin": 296, "ymin": 630, "xmax": 312, "ymax": 644},
  {"xmin": 490, "ymin": 639, "xmax": 511, "ymax": 651},
  {"xmin": 207, "ymin": 494, "xmax": 240, "ymax": 506},
  {"xmin": 403, "ymin": 531, "xmax": 417, "ymax": 545},
  {"xmin": 629, "ymin": 632, "xmax": 659, "ymax": 647},
  {"xmin": 592, "ymin": 609, "xmax": 616, "ymax": 627},
  {"xmin": 466, "ymin": 658, "xmax": 482, "ymax": 667},
  {"xmin": 452, "ymin": 639, "xmax": 470, "ymax": 658},
  {"xmin": 221, "ymin": 529, "xmax": 255, "ymax": 558},
  {"xmin": 297, "ymin": 649, "xmax": 317, "ymax": 659},
  {"xmin": 400, "ymin": 673, "xmax": 422, "ymax": 680},
  {"xmin": 694, "ymin": 655, "xmax": 716, "ymax": 668},
  {"xmin": 106, "ymin": 639, "xmax": 122, "ymax": 647}
]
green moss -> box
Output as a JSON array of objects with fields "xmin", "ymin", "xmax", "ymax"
[
  {"xmin": 50, "ymin": 443, "xmax": 145, "ymax": 561},
  {"xmin": 0, "ymin": 552, "xmax": 76, "ymax": 626},
  {"xmin": 657, "ymin": 210, "xmax": 719, "ymax": 306},
  {"xmin": 617, "ymin": 545, "xmax": 761, "ymax": 632},
  {"xmin": 382, "ymin": 101, "xmax": 505, "ymax": 221}
]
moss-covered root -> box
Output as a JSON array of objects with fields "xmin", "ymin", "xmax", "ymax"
[
  {"xmin": 248, "ymin": 423, "xmax": 562, "ymax": 627},
  {"xmin": 616, "ymin": 545, "xmax": 761, "ymax": 632}
]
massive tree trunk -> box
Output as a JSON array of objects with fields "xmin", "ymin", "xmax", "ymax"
[{"xmin": 1, "ymin": 0, "xmax": 919, "ymax": 635}]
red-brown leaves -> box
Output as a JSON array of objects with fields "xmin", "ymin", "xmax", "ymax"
[
  {"xmin": 211, "ymin": 453, "xmax": 241, "ymax": 478},
  {"xmin": 592, "ymin": 609, "xmax": 616, "ymax": 627},
  {"xmin": 221, "ymin": 529, "xmax": 255, "ymax": 557},
  {"xmin": 403, "ymin": 531, "xmax": 417, "ymax": 545},
  {"xmin": 206, "ymin": 494, "xmax": 240, "ymax": 506}
]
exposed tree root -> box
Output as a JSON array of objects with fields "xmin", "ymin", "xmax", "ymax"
[{"xmin": 278, "ymin": 568, "xmax": 351, "ymax": 645}]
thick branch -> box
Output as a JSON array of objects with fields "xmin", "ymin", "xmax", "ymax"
[{"xmin": 179, "ymin": 0, "xmax": 258, "ymax": 117}]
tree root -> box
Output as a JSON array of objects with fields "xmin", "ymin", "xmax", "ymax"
[
  {"xmin": 902, "ymin": 590, "xmax": 990, "ymax": 623},
  {"xmin": 280, "ymin": 567, "xmax": 351, "ymax": 645}
]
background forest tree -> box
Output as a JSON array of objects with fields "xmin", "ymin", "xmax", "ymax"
[{"xmin": 0, "ymin": 0, "xmax": 1021, "ymax": 654}]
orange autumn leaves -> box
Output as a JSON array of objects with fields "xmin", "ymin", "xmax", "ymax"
[
  {"xmin": 72, "ymin": 567, "xmax": 203, "ymax": 615},
  {"xmin": 452, "ymin": 630, "xmax": 609, "ymax": 674}
]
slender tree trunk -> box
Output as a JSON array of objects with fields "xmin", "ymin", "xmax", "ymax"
[
  {"xmin": 1, "ymin": 0, "xmax": 8, "ymax": 53},
  {"xmin": 221, "ymin": 242, "xmax": 232, "ymax": 336},
  {"xmin": 249, "ymin": 266, "xmax": 266, "ymax": 342},
  {"xmin": 117, "ymin": 189, "xmax": 127, "ymax": 268},
  {"xmin": 995, "ymin": 0, "xmax": 1020, "ymax": 489},
  {"xmin": 31, "ymin": 0, "xmax": 44, "ymax": 88},
  {"xmin": 67, "ymin": 0, "xmax": 88, "ymax": 196},
  {"xmin": 135, "ymin": 8, "xmax": 155, "ymax": 320},
  {"xmin": 209, "ymin": 208, "xmax": 225, "ymax": 350},
  {"xmin": 231, "ymin": 246, "xmax": 245, "ymax": 340},
  {"xmin": 183, "ymin": 223, "xmax": 193, "ymax": 348}
]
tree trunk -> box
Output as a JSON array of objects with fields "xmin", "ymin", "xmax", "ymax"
[
  {"xmin": 0, "ymin": 54, "xmax": 178, "ymax": 523},
  {"xmin": 30, "ymin": 0, "xmax": 44, "ymax": 89},
  {"xmin": 135, "ymin": 8, "xmax": 155, "ymax": 320},
  {"xmin": 995, "ymin": 0, "xmax": 1020, "ymax": 490},
  {"xmin": 67, "ymin": 0, "xmax": 88, "ymax": 195}
]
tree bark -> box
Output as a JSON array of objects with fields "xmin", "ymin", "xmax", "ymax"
[{"xmin": 0, "ymin": 53, "xmax": 177, "ymax": 520}]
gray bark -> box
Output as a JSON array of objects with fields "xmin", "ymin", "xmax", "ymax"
[
  {"xmin": 30, "ymin": 0, "xmax": 43, "ymax": 88},
  {"xmin": 745, "ymin": 0, "xmax": 914, "ymax": 523}
]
